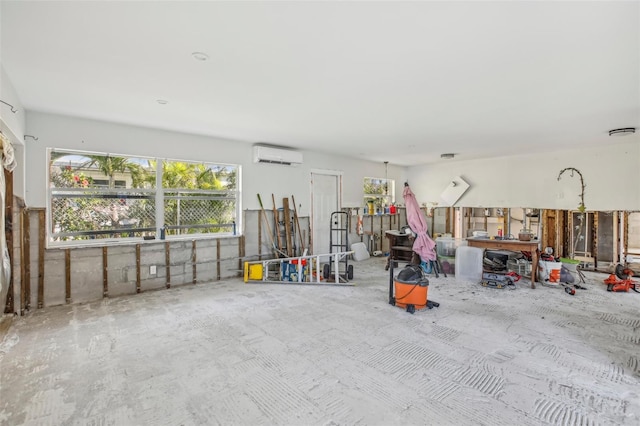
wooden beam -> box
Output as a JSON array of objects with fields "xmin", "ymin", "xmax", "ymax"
[
  {"xmin": 614, "ymin": 211, "xmax": 620, "ymax": 264},
  {"xmin": 22, "ymin": 209, "xmax": 31, "ymax": 311},
  {"xmin": 165, "ymin": 241, "xmax": 171, "ymax": 289},
  {"xmin": 593, "ymin": 211, "xmax": 599, "ymax": 269},
  {"xmin": 38, "ymin": 210, "xmax": 45, "ymax": 308},
  {"xmin": 216, "ymin": 239, "xmax": 221, "ymax": 281},
  {"xmin": 65, "ymin": 249, "xmax": 71, "ymax": 304},
  {"xmin": 272, "ymin": 194, "xmax": 282, "ymax": 254},
  {"xmin": 430, "ymin": 209, "xmax": 435, "ymax": 236},
  {"xmin": 239, "ymin": 235, "xmax": 245, "ymax": 275},
  {"xmin": 192, "ymin": 240, "xmax": 197, "ymax": 284},
  {"xmin": 567, "ymin": 211, "xmax": 574, "ymax": 258},
  {"xmin": 102, "ymin": 247, "xmax": 108, "ymax": 298},
  {"xmin": 445, "ymin": 207, "xmax": 451, "ymax": 235},
  {"xmin": 282, "ymin": 198, "xmax": 293, "ymax": 257},
  {"xmin": 308, "ymin": 213, "xmax": 314, "ymax": 255},
  {"xmin": 624, "ymin": 211, "xmax": 629, "ymax": 266},
  {"xmin": 258, "ymin": 210, "xmax": 262, "ymax": 260},
  {"xmin": 135, "ymin": 244, "xmax": 141, "ymax": 293},
  {"xmin": 560, "ymin": 210, "xmax": 568, "ymax": 258},
  {"xmin": 379, "ymin": 215, "xmax": 383, "ymax": 252}
]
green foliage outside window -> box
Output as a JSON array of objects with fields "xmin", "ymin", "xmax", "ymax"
[
  {"xmin": 49, "ymin": 150, "xmax": 239, "ymax": 244},
  {"xmin": 363, "ymin": 177, "xmax": 394, "ymax": 214}
]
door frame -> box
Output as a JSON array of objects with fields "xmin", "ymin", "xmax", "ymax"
[{"xmin": 310, "ymin": 169, "xmax": 342, "ymax": 255}]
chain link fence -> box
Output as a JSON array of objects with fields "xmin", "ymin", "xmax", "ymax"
[
  {"xmin": 51, "ymin": 189, "xmax": 156, "ymax": 241},
  {"xmin": 51, "ymin": 188, "xmax": 237, "ymax": 241},
  {"xmin": 163, "ymin": 190, "xmax": 237, "ymax": 235}
]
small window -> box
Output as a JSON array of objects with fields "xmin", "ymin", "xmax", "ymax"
[{"xmin": 363, "ymin": 177, "xmax": 394, "ymax": 214}]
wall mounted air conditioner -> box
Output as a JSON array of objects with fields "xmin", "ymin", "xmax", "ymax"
[{"xmin": 253, "ymin": 145, "xmax": 303, "ymax": 165}]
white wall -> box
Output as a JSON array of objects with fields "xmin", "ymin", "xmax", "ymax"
[
  {"xmin": 406, "ymin": 141, "xmax": 640, "ymax": 211},
  {"xmin": 20, "ymin": 110, "xmax": 640, "ymax": 216},
  {"xmin": 0, "ymin": 64, "xmax": 26, "ymax": 198},
  {"xmin": 24, "ymin": 111, "xmax": 407, "ymax": 216},
  {"xmin": 0, "ymin": 65, "xmax": 25, "ymax": 142}
]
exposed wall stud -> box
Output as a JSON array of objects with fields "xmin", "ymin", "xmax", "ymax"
[
  {"xmin": 614, "ymin": 212, "xmax": 620, "ymax": 264},
  {"xmin": 593, "ymin": 212, "xmax": 599, "ymax": 269},
  {"xmin": 624, "ymin": 211, "xmax": 629, "ymax": 265},
  {"xmin": 22, "ymin": 209, "xmax": 31, "ymax": 311},
  {"xmin": 239, "ymin": 235, "xmax": 246, "ymax": 273},
  {"xmin": 38, "ymin": 210, "xmax": 45, "ymax": 308},
  {"xmin": 65, "ymin": 249, "xmax": 71, "ymax": 304},
  {"xmin": 102, "ymin": 247, "xmax": 108, "ymax": 297},
  {"xmin": 135, "ymin": 244, "xmax": 141, "ymax": 293},
  {"xmin": 283, "ymin": 198, "xmax": 293, "ymax": 257},
  {"xmin": 192, "ymin": 240, "xmax": 197, "ymax": 284},
  {"xmin": 258, "ymin": 210, "xmax": 262, "ymax": 260},
  {"xmin": 165, "ymin": 242, "xmax": 171, "ymax": 288},
  {"xmin": 216, "ymin": 239, "xmax": 221, "ymax": 281}
]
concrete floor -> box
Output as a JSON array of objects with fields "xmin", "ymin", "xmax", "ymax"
[{"xmin": 1, "ymin": 256, "xmax": 639, "ymax": 425}]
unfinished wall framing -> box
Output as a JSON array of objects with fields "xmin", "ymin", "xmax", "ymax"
[
  {"xmin": 9, "ymin": 201, "xmax": 640, "ymax": 316},
  {"xmin": 9, "ymin": 207, "xmax": 246, "ymax": 314}
]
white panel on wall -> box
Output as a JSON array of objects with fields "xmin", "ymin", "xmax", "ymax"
[{"xmin": 440, "ymin": 176, "xmax": 470, "ymax": 206}]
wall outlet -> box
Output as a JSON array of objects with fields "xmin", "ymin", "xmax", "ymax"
[{"xmin": 150, "ymin": 265, "xmax": 157, "ymax": 275}]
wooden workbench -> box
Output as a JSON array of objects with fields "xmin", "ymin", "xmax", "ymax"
[{"xmin": 466, "ymin": 238, "xmax": 540, "ymax": 288}]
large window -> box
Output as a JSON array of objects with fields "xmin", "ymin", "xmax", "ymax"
[
  {"xmin": 49, "ymin": 150, "xmax": 240, "ymax": 245},
  {"xmin": 363, "ymin": 177, "xmax": 394, "ymax": 214}
]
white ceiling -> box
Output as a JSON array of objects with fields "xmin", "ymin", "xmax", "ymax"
[{"xmin": 1, "ymin": 1, "xmax": 639, "ymax": 166}]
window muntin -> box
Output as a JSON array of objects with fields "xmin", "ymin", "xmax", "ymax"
[{"xmin": 49, "ymin": 150, "xmax": 240, "ymax": 245}]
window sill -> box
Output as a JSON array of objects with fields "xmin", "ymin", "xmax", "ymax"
[{"xmin": 46, "ymin": 233, "xmax": 241, "ymax": 250}]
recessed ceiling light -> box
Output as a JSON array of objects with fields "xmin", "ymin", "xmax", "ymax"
[
  {"xmin": 608, "ymin": 127, "xmax": 636, "ymax": 137},
  {"xmin": 157, "ymin": 99, "xmax": 168, "ymax": 105},
  {"xmin": 192, "ymin": 52, "xmax": 209, "ymax": 61},
  {"xmin": 441, "ymin": 153, "xmax": 455, "ymax": 159}
]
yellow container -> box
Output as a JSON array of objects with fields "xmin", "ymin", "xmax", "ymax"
[{"xmin": 243, "ymin": 262, "xmax": 263, "ymax": 282}]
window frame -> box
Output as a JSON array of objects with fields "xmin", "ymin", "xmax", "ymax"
[
  {"xmin": 363, "ymin": 176, "xmax": 395, "ymax": 214},
  {"xmin": 47, "ymin": 148, "xmax": 242, "ymax": 248}
]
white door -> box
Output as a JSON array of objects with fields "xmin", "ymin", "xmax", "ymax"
[{"xmin": 311, "ymin": 171, "xmax": 341, "ymax": 256}]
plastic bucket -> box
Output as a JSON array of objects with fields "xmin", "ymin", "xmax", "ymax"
[
  {"xmin": 560, "ymin": 258, "xmax": 579, "ymax": 273},
  {"xmin": 538, "ymin": 260, "xmax": 562, "ymax": 283},
  {"xmin": 289, "ymin": 259, "xmax": 308, "ymax": 281}
]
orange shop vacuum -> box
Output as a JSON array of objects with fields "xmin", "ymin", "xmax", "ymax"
[{"xmin": 388, "ymin": 260, "xmax": 440, "ymax": 314}]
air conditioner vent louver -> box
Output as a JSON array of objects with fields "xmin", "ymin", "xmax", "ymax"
[{"xmin": 253, "ymin": 145, "xmax": 303, "ymax": 165}]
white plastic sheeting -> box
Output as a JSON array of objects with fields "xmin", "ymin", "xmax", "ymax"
[{"xmin": 0, "ymin": 131, "xmax": 17, "ymax": 295}]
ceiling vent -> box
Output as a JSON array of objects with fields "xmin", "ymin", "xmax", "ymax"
[{"xmin": 253, "ymin": 145, "xmax": 303, "ymax": 165}]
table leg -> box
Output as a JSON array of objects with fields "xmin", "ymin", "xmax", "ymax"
[{"xmin": 530, "ymin": 248, "xmax": 539, "ymax": 289}]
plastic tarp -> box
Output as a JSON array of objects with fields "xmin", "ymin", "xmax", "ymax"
[
  {"xmin": 0, "ymin": 132, "xmax": 16, "ymax": 295},
  {"xmin": 402, "ymin": 183, "xmax": 436, "ymax": 262}
]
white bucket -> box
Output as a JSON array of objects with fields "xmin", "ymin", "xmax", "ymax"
[{"xmin": 538, "ymin": 260, "xmax": 562, "ymax": 283}]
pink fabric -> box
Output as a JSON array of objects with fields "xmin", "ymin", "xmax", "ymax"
[{"xmin": 402, "ymin": 184, "xmax": 437, "ymax": 262}]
